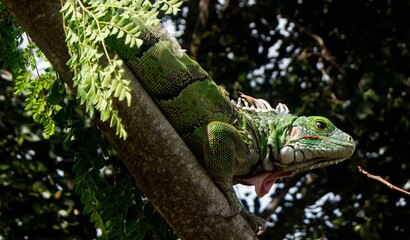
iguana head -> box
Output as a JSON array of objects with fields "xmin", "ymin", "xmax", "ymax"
[
  {"xmin": 232, "ymin": 93, "xmax": 355, "ymax": 197},
  {"xmin": 239, "ymin": 115, "xmax": 355, "ymax": 198},
  {"xmin": 276, "ymin": 115, "xmax": 355, "ymax": 173}
]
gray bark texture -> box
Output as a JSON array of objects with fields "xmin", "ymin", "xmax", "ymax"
[{"xmin": 1, "ymin": 0, "xmax": 257, "ymax": 239}]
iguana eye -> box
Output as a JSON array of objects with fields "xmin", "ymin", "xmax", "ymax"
[{"xmin": 315, "ymin": 120, "xmax": 328, "ymax": 130}]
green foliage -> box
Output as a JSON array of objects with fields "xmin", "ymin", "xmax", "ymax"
[
  {"xmin": 66, "ymin": 125, "xmax": 176, "ymax": 240},
  {"xmin": 0, "ymin": 71, "xmax": 95, "ymax": 239},
  {"xmin": 0, "ymin": 4, "xmax": 62, "ymax": 139},
  {"xmin": 154, "ymin": 0, "xmax": 183, "ymax": 15},
  {"xmin": 2, "ymin": 1, "xmax": 180, "ymax": 238},
  {"xmin": 60, "ymin": 1, "xmax": 182, "ymax": 237},
  {"xmin": 0, "ymin": 71, "xmax": 176, "ymax": 238},
  {"xmin": 60, "ymin": 0, "xmax": 182, "ymax": 139},
  {"xmin": 0, "ymin": 3, "xmax": 24, "ymax": 75},
  {"xmin": 15, "ymin": 70, "xmax": 63, "ymax": 139}
]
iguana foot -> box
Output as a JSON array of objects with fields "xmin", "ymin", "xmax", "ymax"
[
  {"xmin": 239, "ymin": 208, "xmax": 267, "ymax": 235},
  {"xmin": 218, "ymin": 204, "xmax": 266, "ymax": 234}
]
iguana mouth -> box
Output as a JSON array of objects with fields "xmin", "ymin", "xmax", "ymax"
[{"xmin": 273, "ymin": 156, "xmax": 349, "ymax": 174}]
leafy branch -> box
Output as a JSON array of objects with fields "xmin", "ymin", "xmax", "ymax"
[
  {"xmin": 12, "ymin": 42, "xmax": 63, "ymax": 139},
  {"xmin": 60, "ymin": 0, "xmax": 182, "ymax": 140},
  {"xmin": 60, "ymin": 0, "xmax": 183, "ymax": 238}
]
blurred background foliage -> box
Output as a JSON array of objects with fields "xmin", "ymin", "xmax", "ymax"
[{"xmin": 1, "ymin": 0, "xmax": 409, "ymax": 239}]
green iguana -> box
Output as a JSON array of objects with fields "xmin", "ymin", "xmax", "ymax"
[{"xmin": 107, "ymin": 15, "xmax": 356, "ymax": 233}]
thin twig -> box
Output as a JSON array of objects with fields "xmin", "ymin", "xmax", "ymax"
[{"xmin": 357, "ymin": 165, "xmax": 410, "ymax": 197}]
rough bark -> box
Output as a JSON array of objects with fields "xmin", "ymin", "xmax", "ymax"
[{"xmin": 2, "ymin": 0, "xmax": 257, "ymax": 239}]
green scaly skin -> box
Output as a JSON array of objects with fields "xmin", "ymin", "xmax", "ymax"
[{"xmin": 107, "ymin": 16, "xmax": 356, "ymax": 233}]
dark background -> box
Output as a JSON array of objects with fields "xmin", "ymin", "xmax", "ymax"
[{"xmin": 1, "ymin": 0, "xmax": 409, "ymax": 239}]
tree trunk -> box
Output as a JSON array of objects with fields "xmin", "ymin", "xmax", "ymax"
[{"xmin": 2, "ymin": 0, "xmax": 257, "ymax": 238}]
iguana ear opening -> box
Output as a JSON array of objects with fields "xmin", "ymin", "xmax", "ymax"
[{"xmin": 289, "ymin": 125, "xmax": 301, "ymax": 140}]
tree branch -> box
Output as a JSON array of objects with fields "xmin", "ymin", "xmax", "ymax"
[
  {"xmin": 189, "ymin": 0, "xmax": 210, "ymax": 59},
  {"xmin": 357, "ymin": 166, "xmax": 410, "ymax": 197},
  {"xmin": 2, "ymin": 0, "xmax": 257, "ymax": 238}
]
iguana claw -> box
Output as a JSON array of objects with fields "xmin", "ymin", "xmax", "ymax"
[
  {"xmin": 220, "ymin": 201, "xmax": 267, "ymax": 234},
  {"xmin": 239, "ymin": 209, "xmax": 267, "ymax": 235}
]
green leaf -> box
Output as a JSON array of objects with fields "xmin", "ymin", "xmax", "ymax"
[
  {"xmin": 109, "ymin": 114, "xmax": 117, "ymax": 127},
  {"xmin": 47, "ymin": 80, "xmax": 63, "ymax": 105},
  {"xmin": 110, "ymin": 26, "xmax": 119, "ymax": 35},
  {"xmin": 117, "ymin": 30, "xmax": 124, "ymax": 38},
  {"xmin": 53, "ymin": 105, "xmax": 72, "ymax": 123},
  {"xmin": 43, "ymin": 118, "xmax": 56, "ymax": 139},
  {"xmin": 90, "ymin": 211, "xmax": 99, "ymax": 222},
  {"xmin": 125, "ymin": 33, "xmax": 131, "ymax": 46},
  {"xmin": 100, "ymin": 110, "xmax": 110, "ymax": 122},
  {"xmin": 123, "ymin": 22, "xmax": 134, "ymax": 31},
  {"xmin": 83, "ymin": 203, "xmax": 94, "ymax": 214},
  {"xmin": 125, "ymin": 92, "xmax": 132, "ymax": 107},
  {"xmin": 81, "ymin": 190, "xmax": 92, "ymax": 204},
  {"xmin": 75, "ymin": 182, "xmax": 85, "ymax": 195},
  {"xmin": 165, "ymin": 6, "xmax": 173, "ymax": 15},
  {"xmin": 114, "ymin": 83, "xmax": 123, "ymax": 97},
  {"xmin": 119, "ymin": 88, "xmax": 127, "ymax": 101}
]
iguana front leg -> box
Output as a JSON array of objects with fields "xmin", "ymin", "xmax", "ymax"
[{"xmin": 203, "ymin": 121, "xmax": 266, "ymax": 232}]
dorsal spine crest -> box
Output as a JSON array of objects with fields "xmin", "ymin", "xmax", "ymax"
[{"xmin": 231, "ymin": 92, "xmax": 290, "ymax": 114}]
